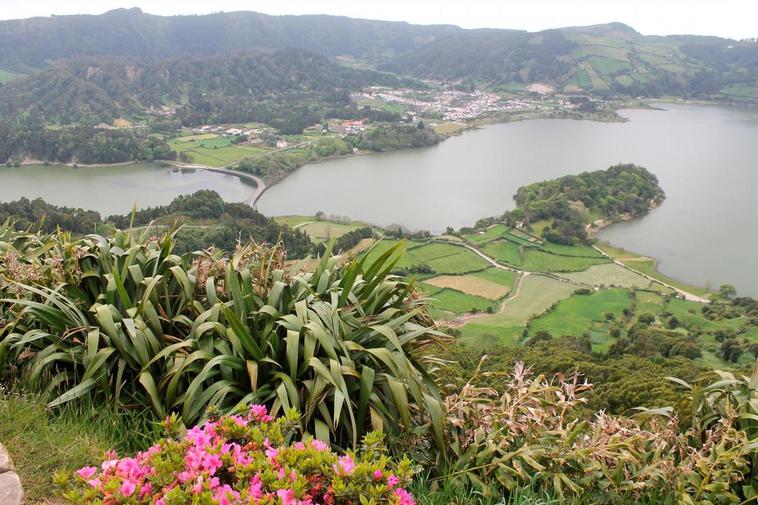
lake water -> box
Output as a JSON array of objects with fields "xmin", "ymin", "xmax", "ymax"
[
  {"xmin": 258, "ymin": 104, "xmax": 758, "ymax": 296},
  {"xmin": 0, "ymin": 163, "xmax": 256, "ymax": 216}
]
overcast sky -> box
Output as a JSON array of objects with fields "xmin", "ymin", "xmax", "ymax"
[{"xmin": 1, "ymin": 1, "xmax": 756, "ymax": 40}]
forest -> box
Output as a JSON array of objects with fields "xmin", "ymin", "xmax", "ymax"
[
  {"xmin": 0, "ymin": 122, "xmax": 175, "ymax": 164},
  {"xmin": 0, "ymin": 48, "xmax": 403, "ymax": 129},
  {"xmin": 481, "ymin": 164, "xmax": 666, "ymax": 245},
  {"xmin": 0, "ymin": 191, "xmax": 313, "ymax": 257}
]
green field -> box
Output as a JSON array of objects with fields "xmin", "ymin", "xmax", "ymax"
[
  {"xmin": 459, "ymin": 275, "xmax": 577, "ymax": 347},
  {"xmin": 522, "ymin": 249, "xmax": 609, "ymax": 272},
  {"xmin": 282, "ymin": 220, "xmax": 368, "ymax": 243},
  {"xmin": 471, "ymin": 267, "xmax": 518, "ymax": 290},
  {"xmin": 481, "ymin": 240, "xmax": 523, "ymax": 266},
  {"xmin": 562, "ymin": 263, "xmax": 651, "ymax": 288},
  {"xmin": 421, "ymin": 285, "xmax": 494, "ymax": 315},
  {"xmin": 540, "ymin": 242, "xmax": 604, "ymax": 257},
  {"xmin": 463, "ymin": 224, "xmax": 509, "ymax": 244},
  {"xmin": 527, "ymin": 289, "xmax": 631, "ymax": 347},
  {"xmin": 361, "ymin": 241, "xmax": 488, "ymax": 275},
  {"xmin": 169, "ymin": 135, "xmax": 273, "ymax": 167}
]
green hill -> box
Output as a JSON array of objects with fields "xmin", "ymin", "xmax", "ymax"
[{"xmin": 0, "ymin": 48, "xmax": 402, "ymax": 127}]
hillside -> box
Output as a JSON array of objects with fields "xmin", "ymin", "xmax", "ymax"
[
  {"xmin": 0, "ymin": 8, "xmax": 459, "ymax": 72},
  {"xmin": 0, "ymin": 10, "xmax": 754, "ymax": 104},
  {"xmin": 0, "ymin": 48, "xmax": 401, "ymax": 127},
  {"xmin": 382, "ymin": 23, "xmax": 758, "ymax": 99}
]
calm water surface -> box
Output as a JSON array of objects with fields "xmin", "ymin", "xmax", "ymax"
[
  {"xmin": 258, "ymin": 104, "xmax": 758, "ymax": 295},
  {"xmin": 0, "ymin": 163, "xmax": 256, "ymax": 216}
]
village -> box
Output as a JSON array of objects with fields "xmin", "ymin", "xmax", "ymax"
[{"xmin": 352, "ymin": 86, "xmax": 581, "ymax": 121}]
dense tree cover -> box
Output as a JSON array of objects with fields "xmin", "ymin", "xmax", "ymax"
[
  {"xmin": 382, "ymin": 29, "xmax": 577, "ymax": 85},
  {"xmin": 0, "ymin": 10, "xmax": 754, "ymax": 105},
  {"xmin": 0, "ymin": 8, "xmax": 459, "ymax": 71},
  {"xmin": 435, "ymin": 335, "xmax": 705, "ymax": 415},
  {"xmin": 0, "ymin": 49, "xmax": 403, "ymax": 130},
  {"xmin": 0, "ymin": 191, "xmax": 312, "ymax": 257},
  {"xmin": 482, "ymin": 164, "xmax": 665, "ymax": 245},
  {"xmin": 347, "ymin": 123, "xmax": 441, "ymax": 151},
  {"xmin": 0, "ymin": 122, "xmax": 175, "ymax": 164},
  {"xmin": 0, "ymin": 198, "xmax": 103, "ymax": 234}
]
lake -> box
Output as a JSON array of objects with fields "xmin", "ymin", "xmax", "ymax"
[
  {"xmin": 258, "ymin": 103, "xmax": 758, "ymax": 296},
  {"xmin": 0, "ymin": 163, "xmax": 256, "ymax": 217}
]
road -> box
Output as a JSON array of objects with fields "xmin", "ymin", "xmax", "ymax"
[{"xmin": 169, "ymin": 162, "xmax": 267, "ymax": 208}]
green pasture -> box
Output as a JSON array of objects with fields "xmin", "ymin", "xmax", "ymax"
[
  {"xmin": 522, "ymin": 249, "xmax": 608, "ymax": 272},
  {"xmin": 482, "ymin": 240, "xmax": 523, "ymax": 266},
  {"xmin": 562, "ymin": 263, "xmax": 651, "ymax": 288},
  {"xmin": 458, "ymin": 275, "xmax": 577, "ymax": 347},
  {"xmin": 527, "ymin": 289, "xmax": 631, "ymax": 346},
  {"xmin": 421, "ymin": 285, "xmax": 494, "ymax": 315},
  {"xmin": 471, "ymin": 267, "xmax": 518, "ymax": 290}
]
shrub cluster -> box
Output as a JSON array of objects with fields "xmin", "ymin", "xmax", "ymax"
[{"xmin": 56, "ymin": 405, "xmax": 415, "ymax": 505}]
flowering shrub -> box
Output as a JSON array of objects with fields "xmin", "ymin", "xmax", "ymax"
[{"xmin": 55, "ymin": 406, "xmax": 416, "ymax": 505}]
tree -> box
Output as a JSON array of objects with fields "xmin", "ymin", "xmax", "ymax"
[{"xmin": 718, "ymin": 284, "xmax": 737, "ymax": 300}]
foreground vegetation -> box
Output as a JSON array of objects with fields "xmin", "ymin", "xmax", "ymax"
[{"xmin": 0, "ymin": 226, "xmax": 755, "ymax": 504}]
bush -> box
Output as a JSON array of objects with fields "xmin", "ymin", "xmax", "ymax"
[
  {"xmin": 56, "ymin": 405, "xmax": 416, "ymax": 505},
  {"xmin": 0, "ymin": 226, "xmax": 445, "ymax": 451},
  {"xmin": 440, "ymin": 362, "xmax": 754, "ymax": 502}
]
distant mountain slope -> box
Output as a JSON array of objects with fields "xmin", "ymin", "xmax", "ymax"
[
  {"xmin": 0, "ymin": 9, "xmax": 754, "ymax": 110},
  {"xmin": 0, "ymin": 48, "xmax": 401, "ymax": 127},
  {"xmin": 0, "ymin": 8, "xmax": 460, "ymax": 71},
  {"xmin": 382, "ymin": 23, "xmax": 758, "ymax": 99}
]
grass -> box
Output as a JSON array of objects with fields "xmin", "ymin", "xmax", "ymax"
[
  {"xmin": 522, "ymin": 250, "xmax": 609, "ymax": 273},
  {"xmin": 432, "ymin": 122, "xmax": 469, "ymax": 135},
  {"xmin": 562, "ymin": 263, "xmax": 651, "ymax": 288},
  {"xmin": 463, "ymin": 224, "xmax": 508, "ymax": 245},
  {"xmin": 422, "ymin": 285, "xmax": 494, "ymax": 315},
  {"xmin": 528, "ymin": 289, "xmax": 631, "ymax": 349},
  {"xmin": 424, "ymin": 274, "xmax": 511, "ymax": 300},
  {"xmin": 471, "ymin": 267, "xmax": 518, "ymax": 290},
  {"xmin": 459, "ymin": 275, "xmax": 577, "ymax": 348},
  {"xmin": 540, "ymin": 242, "xmax": 604, "ymax": 258},
  {"xmin": 296, "ymin": 221, "xmax": 366, "ymax": 243},
  {"xmin": 360, "ymin": 241, "xmax": 487, "ymax": 275},
  {"xmin": 412, "ymin": 243, "xmax": 490, "ymax": 274},
  {"xmin": 0, "ymin": 387, "xmax": 158, "ymax": 503},
  {"xmin": 481, "ymin": 240, "xmax": 523, "ymax": 266},
  {"xmin": 169, "ymin": 135, "xmax": 273, "ymax": 167},
  {"xmin": 620, "ymin": 258, "xmax": 710, "ymax": 297}
]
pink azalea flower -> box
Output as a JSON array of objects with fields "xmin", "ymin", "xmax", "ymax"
[
  {"xmin": 249, "ymin": 404, "xmax": 273, "ymax": 422},
  {"xmin": 277, "ymin": 488, "xmax": 297, "ymax": 505},
  {"xmin": 334, "ymin": 455, "xmax": 355, "ymax": 475},
  {"xmin": 373, "ymin": 470, "xmax": 383, "ymax": 480},
  {"xmin": 310, "ymin": 440, "xmax": 328, "ymax": 452},
  {"xmin": 395, "ymin": 488, "xmax": 416, "ymax": 505},
  {"xmin": 387, "ymin": 474, "xmax": 400, "ymax": 489},
  {"xmin": 249, "ymin": 474, "xmax": 264, "ymax": 499},
  {"xmin": 266, "ymin": 446, "xmax": 280, "ymax": 463},
  {"xmin": 140, "ymin": 483, "xmax": 153, "ymax": 498},
  {"xmin": 121, "ymin": 479, "xmax": 137, "ymax": 497},
  {"xmin": 76, "ymin": 466, "xmax": 98, "ymax": 480}
]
